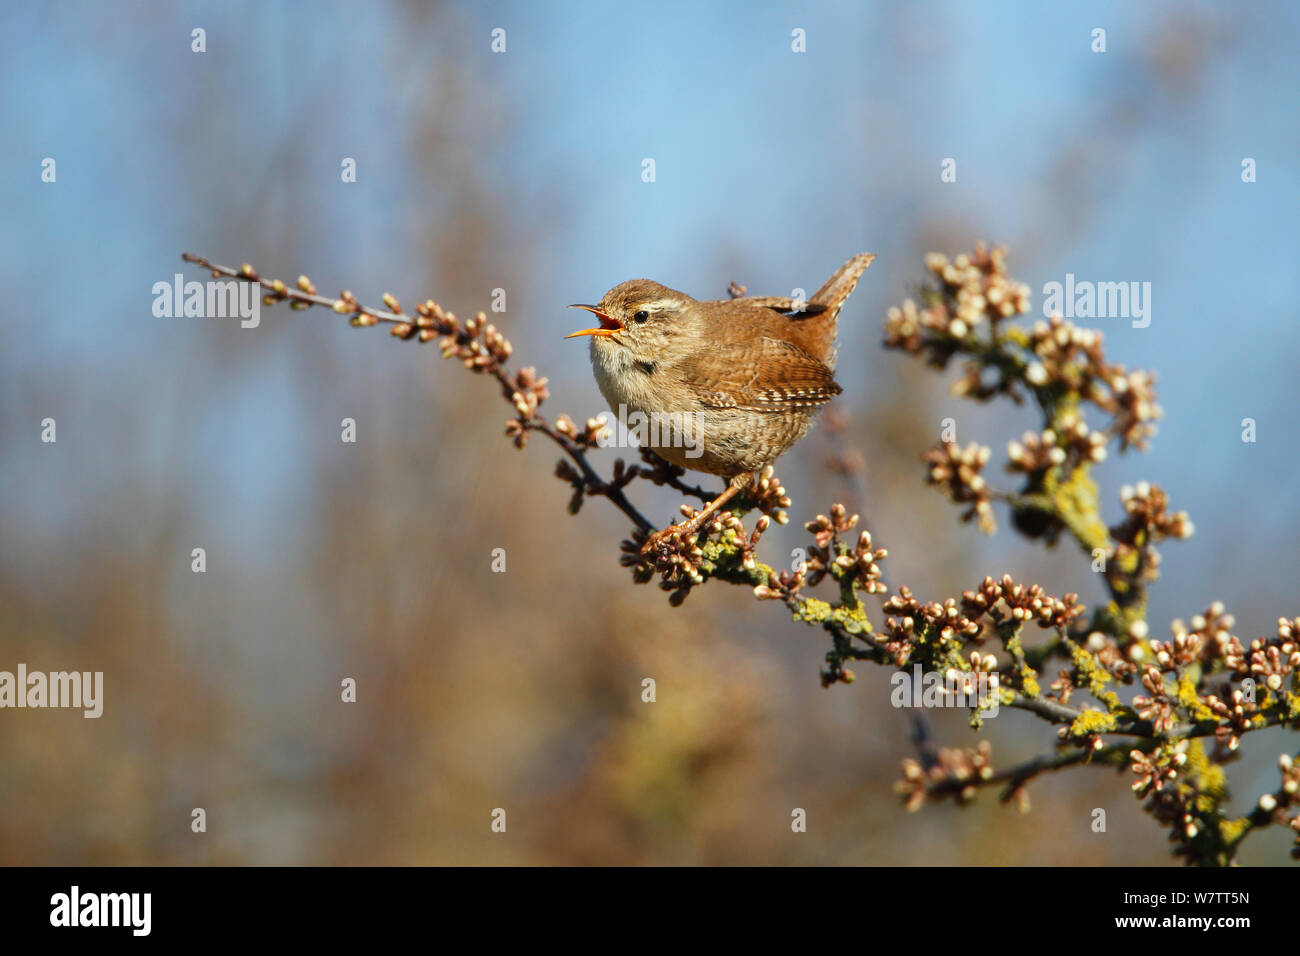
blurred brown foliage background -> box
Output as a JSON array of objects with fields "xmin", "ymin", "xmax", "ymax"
[{"xmin": 2, "ymin": 1, "xmax": 1297, "ymax": 864}]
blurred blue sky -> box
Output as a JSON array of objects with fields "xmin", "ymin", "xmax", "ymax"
[
  {"xmin": 2, "ymin": 0, "xmax": 1300, "ymax": 866},
  {"xmin": 2, "ymin": 0, "xmax": 1298, "ymax": 626}
]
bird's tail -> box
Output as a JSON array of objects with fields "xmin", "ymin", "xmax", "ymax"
[
  {"xmin": 811, "ymin": 252, "xmax": 876, "ymax": 316},
  {"xmin": 733, "ymin": 253, "xmax": 874, "ymax": 371},
  {"xmin": 802, "ymin": 252, "xmax": 874, "ymax": 371}
]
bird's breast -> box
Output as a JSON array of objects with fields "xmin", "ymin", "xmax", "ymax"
[{"xmin": 590, "ymin": 341, "xmax": 686, "ymax": 417}]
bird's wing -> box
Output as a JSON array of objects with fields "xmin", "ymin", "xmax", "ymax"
[{"xmin": 680, "ymin": 337, "xmax": 841, "ymax": 412}]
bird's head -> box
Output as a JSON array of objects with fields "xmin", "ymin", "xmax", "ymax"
[{"xmin": 566, "ymin": 279, "xmax": 699, "ymax": 359}]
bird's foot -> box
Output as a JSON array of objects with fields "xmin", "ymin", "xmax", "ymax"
[
  {"xmin": 638, "ymin": 520, "xmax": 699, "ymax": 557},
  {"xmin": 638, "ymin": 478, "xmax": 750, "ymax": 557}
]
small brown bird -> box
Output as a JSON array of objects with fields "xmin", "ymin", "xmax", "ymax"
[{"xmin": 567, "ymin": 252, "xmax": 874, "ymax": 551}]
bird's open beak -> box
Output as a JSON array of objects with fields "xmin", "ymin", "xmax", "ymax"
[{"xmin": 565, "ymin": 304, "xmax": 623, "ymax": 338}]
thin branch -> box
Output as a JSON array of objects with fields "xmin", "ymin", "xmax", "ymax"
[{"xmin": 181, "ymin": 253, "xmax": 656, "ymax": 533}]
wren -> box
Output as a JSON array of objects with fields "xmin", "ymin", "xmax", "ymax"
[{"xmin": 567, "ymin": 252, "xmax": 874, "ymax": 550}]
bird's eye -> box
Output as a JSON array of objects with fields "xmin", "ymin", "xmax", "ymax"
[{"xmin": 633, "ymin": 310, "xmax": 649, "ymax": 324}]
